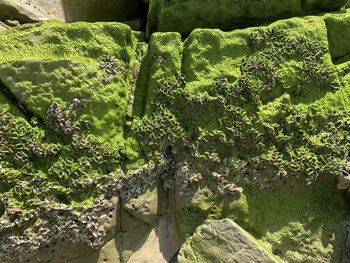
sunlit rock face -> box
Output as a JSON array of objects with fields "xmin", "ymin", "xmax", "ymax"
[
  {"xmin": 0, "ymin": 3, "xmax": 350, "ymax": 263},
  {"xmin": 147, "ymin": 0, "xmax": 349, "ymax": 35}
]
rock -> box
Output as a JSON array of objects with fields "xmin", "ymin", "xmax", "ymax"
[
  {"xmin": 17, "ymin": 0, "xmax": 64, "ymax": 20},
  {"xmin": 337, "ymin": 174, "xmax": 350, "ymax": 190},
  {"xmin": 123, "ymin": 186, "xmax": 158, "ymax": 226},
  {"xmin": 0, "ymin": 0, "xmax": 48, "ymax": 23},
  {"xmin": 147, "ymin": 0, "xmax": 349, "ymax": 36},
  {"xmin": 119, "ymin": 210, "xmax": 152, "ymax": 263},
  {"xmin": 0, "ymin": 21, "xmax": 9, "ymax": 31},
  {"xmin": 3, "ymin": 19, "xmax": 20, "ymax": 27},
  {"xmin": 1, "ymin": 9, "xmax": 350, "ymax": 263},
  {"xmin": 177, "ymin": 219, "xmax": 278, "ymax": 263},
  {"xmin": 61, "ymin": 0, "xmax": 145, "ymax": 23},
  {"xmin": 28, "ymin": 240, "xmax": 97, "ymax": 263},
  {"xmin": 126, "ymin": 216, "xmax": 181, "ymax": 263}
]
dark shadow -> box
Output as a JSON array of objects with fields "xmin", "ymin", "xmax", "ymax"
[{"xmin": 61, "ymin": 0, "xmax": 149, "ymax": 31}]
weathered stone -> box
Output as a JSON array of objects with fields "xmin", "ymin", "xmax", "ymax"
[
  {"xmin": 126, "ymin": 216, "xmax": 181, "ymax": 263},
  {"xmin": 18, "ymin": 0, "xmax": 64, "ymax": 20},
  {"xmin": 147, "ymin": 0, "xmax": 349, "ymax": 35},
  {"xmin": 0, "ymin": 21, "xmax": 9, "ymax": 31},
  {"xmin": 123, "ymin": 186, "xmax": 158, "ymax": 225},
  {"xmin": 0, "ymin": 0, "xmax": 48, "ymax": 23},
  {"xmin": 178, "ymin": 219, "xmax": 278, "ymax": 263}
]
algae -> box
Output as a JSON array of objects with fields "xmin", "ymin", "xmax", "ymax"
[{"xmin": 0, "ymin": 10, "xmax": 350, "ymax": 263}]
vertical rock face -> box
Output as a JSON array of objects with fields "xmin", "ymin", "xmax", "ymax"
[
  {"xmin": 178, "ymin": 219, "xmax": 278, "ymax": 263},
  {"xmin": 147, "ymin": 0, "xmax": 349, "ymax": 35},
  {"xmin": 61, "ymin": 0, "xmax": 145, "ymax": 23},
  {"xmin": 0, "ymin": 0, "xmax": 49, "ymax": 23}
]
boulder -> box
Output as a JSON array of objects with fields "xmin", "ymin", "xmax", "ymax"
[
  {"xmin": 177, "ymin": 219, "xmax": 278, "ymax": 263},
  {"xmin": 17, "ymin": 0, "xmax": 64, "ymax": 20},
  {"xmin": 147, "ymin": 0, "xmax": 349, "ymax": 35},
  {"xmin": 0, "ymin": 0, "xmax": 48, "ymax": 23}
]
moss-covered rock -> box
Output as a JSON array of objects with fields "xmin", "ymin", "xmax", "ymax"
[
  {"xmin": 147, "ymin": 0, "xmax": 349, "ymax": 36},
  {"xmin": 0, "ymin": 21, "xmax": 145, "ymax": 262},
  {"xmin": 1, "ymin": 9, "xmax": 350, "ymax": 263},
  {"xmin": 134, "ymin": 10, "xmax": 350, "ymax": 262},
  {"xmin": 178, "ymin": 218, "xmax": 278, "ymax": 263}
]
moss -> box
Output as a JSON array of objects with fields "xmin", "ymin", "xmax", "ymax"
[
  {"xmin": 147, "ymin": 0, "xmax": 349, "ymax": 36},
  {"xmin": 0, "ymin": 21, "xmax": 146, "ymax": 232},
  {"xmin": 0, "ymin": 20, "xmax": 145, "ymax": 161},
  {"xmin": 324, "ymin": 9, "xmax": 350, "ymax": 64},
  {"xmin": 134, "ymin": 12, "xmax": 350, "ymax": 262},
  {"xmin": 1, "ymin": 11, "xmax": 350, "ymax": 262}
]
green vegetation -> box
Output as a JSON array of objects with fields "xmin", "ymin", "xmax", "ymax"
[
  {"xmin": 147, "ymin": 0, "xmax": 349, "ymax": 36},
  {"xmin": 135, "ymin": 12, "xmax": 350, "ymax": 262},
  {"xmin": 0, "ymin": 10, "xmax": 350, "ymax": 262}
]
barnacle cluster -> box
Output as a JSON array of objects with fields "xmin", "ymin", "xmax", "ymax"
[
  {"xmin": 0, "ymin": 197, "xmax": 117, "ymax": 262},
  {"xmin": 0, "ymin": 101, "xmax": 123, "ymax": 260},
  {"xmin": 99, "ymin": 55, "xmax": 127, "ymax": 83},
  {"xmin": 46, "ymin": 101, "xmax": 77, "ymax": 137}
]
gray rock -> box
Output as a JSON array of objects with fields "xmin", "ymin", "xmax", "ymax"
[
  {"xmin": 123, "ymin": 186, "xmax": 158, "ymax": 226},
  {"xmin": 19, "ymin": 0, "xmax": 64, "ymax": 20},
  {"xmin": 0, "ymin": 21, "xmax": 9, "ymax": 31},
  {"xmin": 0, "ymin": 0, "xmax": 48, "ymax": 23},
  {"xmin": 178, "ymin": 219, "xmax": 278, "ymax": 263}
]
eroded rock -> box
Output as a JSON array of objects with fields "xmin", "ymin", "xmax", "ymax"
[
  {"xmin": 0, "ymin": 0, "xmax": 48, "ymax": 23},
  {"xmin": 178, "ymin": 219, "xmax": 278, "ymax": 263}
]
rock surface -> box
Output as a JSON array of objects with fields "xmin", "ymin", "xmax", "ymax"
[
  {"xmin": 0, "ymin": 0, "xmax": 48, "ymax": 23},
  {"xmin": 147, "ymin": 0, "xmax": 349, "ymax": 35},
  {"xmin": 0, "ymin": 6, "xmax": 350, "ymax": 263},
  {"xmin": 178, "ymin": 219, "xmax": 277, "ymax": 263},
  {"xmin": 21, "ymin": 0, "xmax": 64, "ymax": 20}
]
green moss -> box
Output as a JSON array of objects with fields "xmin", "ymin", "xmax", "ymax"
[
  {"xmin": 134, "ymin": 12, "xmax": 350, "ymax": 262},
  {"xmin": 1, "ymin": 11, "xmax": 350, "ymax": 262},
  {"xmin": 147, "ymin": 0, "xmax": 349, "ymax": 36},
  {"xmin": 0, "ymin": 21, "xmax": 146, "ymax": 227},
  {"xmin": 0, "ymin": 21, "xmax": 146, "ymax": 161},
  {"xmin": 324, "ymin": 9, "xmax": 350, "ymax": 64}
]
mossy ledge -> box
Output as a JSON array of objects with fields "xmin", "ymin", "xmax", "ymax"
[{"xmin": 0, "ymin": 10, "xmax": 350, "ymax": 263}]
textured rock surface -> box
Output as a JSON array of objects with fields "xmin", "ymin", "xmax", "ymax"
[
  {"xmin": 147, "ymin": 0, "xmax": 349, "ymax": 35},
  {"xmin": 178, "ymin": 219, "xmax": 277, "ymax": 263},
  {"xmin": 20, "ymin": 0, "xmax": 64, "ymax": 20},
  {"xmin": 0, "ymin": 0, "xmax": 48, "ymax": 23},
  {"xmin": 0, "ymin": 7, "xmax": 350, "ymax": 263}
]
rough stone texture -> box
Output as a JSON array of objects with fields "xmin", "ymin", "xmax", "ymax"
[
  {"xmin": 123, "ymin": 186, "xmax": 158, "ymax": 225},
  {"xmin": 21, "ymin": 0, "xmax": 64, "ymax": 20},
  {"xmin": 147, "ymin": 0, "xmax": 349, "ymax": 35},
  {"xmin": 178, "ymin": 219, "xmax": 277, "ymax": 263},
  {"xmin": 0, "ymin": 9, "xmax": 350, "ymax": 263},
  {"xmin": 0, "ymin": 0, "xmax": 48, "ymax": 23}
]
